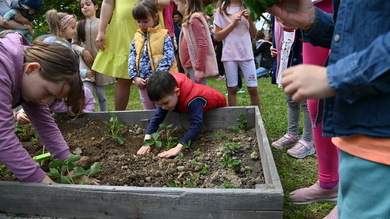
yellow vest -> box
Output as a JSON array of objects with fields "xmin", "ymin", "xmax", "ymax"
[{"xmin": 134, "ymin": 25, "xmax": 178, "ymax": 73}]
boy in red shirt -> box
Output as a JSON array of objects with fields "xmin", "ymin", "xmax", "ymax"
[{"xmin": 137, "ymin": 71, "xmax": 227, "ymax": 158}]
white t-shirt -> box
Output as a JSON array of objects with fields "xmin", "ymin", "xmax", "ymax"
[{"xmin": 213, "ymin": 7, "xmax": 254, "ymax": 62}]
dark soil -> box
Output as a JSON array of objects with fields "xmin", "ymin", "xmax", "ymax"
[{"xmin": 3, "ymin": 117, "xmax": 264, "ymax": 188}]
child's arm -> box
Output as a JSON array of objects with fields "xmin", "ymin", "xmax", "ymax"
[
  {"xmin": 158, "ymin": 98, "xmax": 205, "ymax": 158},
  {"xmin": 137, "ymin": 107, "xmax": 169, "ymax": 155},
  {"xmin": 128, "ymin": 39, "xmax": 147, "ymax": 88},
  {"xmin": 214, "ymin": 12, "xmax": 242, "ymax": 42},
  {"xmin": 96, "ymin": 0, "xmax": 114, "ymax": 50},
  {"xmin": 156, "ymin": 34, "xmax": 175, "ymax": 71},
  {"xmin": 242, "ymin": 10, "xmax": 257, "ymax": 39},
  {"xmin": 191, "ymin": 16, "xmax": 208, "ymax": 82}
]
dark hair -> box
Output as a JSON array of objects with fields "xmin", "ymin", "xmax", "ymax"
[
  {"xmin": 173, "ymin": 10, "xmax": 183, "ymax": 19},
  {"xmin": 132, "ymin": 0, "xmax": 159, "ymax": 23},
  {"xmin": 147, "ymin": 71, "xmax": 177, "ymax": 101},
  {"xmin": 24, "ymin": 41, "xmax": 85, "ymax": 116},
  {"xmin": 77, "ymin": 0, "xmax": 99, "ymax": 42}
]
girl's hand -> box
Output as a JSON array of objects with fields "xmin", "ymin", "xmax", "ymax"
[
  {"xmin": 74, "ymin": 175, "xmax": 101, "ymax": 185},
  {"xmin": 133, "ymin": 77, "xmax": 147, "ymax": 88},
  {"xmin": 40, "ymin": 175, "xmax": 56, "ymax": 184},
  {"xmin": 158, "ymin": 145, "xmax": 183, "ymax": 158},
  {"xmin": 241, "ymin": 10, "xmax": 250, "ymax": 21},
  {"xmin": 137, "ymin": 146, "xmax": 151, "ymax": 155},
  {"xmin": 86, "ymin": 70, "xmax": 95, "ymax": 79},
  {"xmin": 16, "ymin": 113, "xmax": 30, "ymax": 125},
  {"xmin": 232, "ymin": 13, "xmax": 242, "ymax": 27},
  {"xmin": 96, "ymin": 32, "xmax": 106, "ymax": 50},
  {"xmin": 194, "ymin": 70, "xmax": 204, "ymax": 83},
  {"xmin": 82, "ymin": 50, "xmax": 95, "ymax": 65},
  {"xmin": 281, "ymin": 64, "xmax": 336, "ymax": 102}
]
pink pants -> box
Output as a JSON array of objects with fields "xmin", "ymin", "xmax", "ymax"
[{"xmin": 303, "ymin": 0, "xmax": 339, "ymax": 183}]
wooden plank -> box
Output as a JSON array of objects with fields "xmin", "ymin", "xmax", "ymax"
[{"xmin": 0, "ymin": 182, "xmax": 283, "ymax": 218}]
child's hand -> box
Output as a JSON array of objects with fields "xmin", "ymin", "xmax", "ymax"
[
  {"xmin": 241, "ymin": 9, "xmax": 250, "ymax": 21},
  {"xmin": 16, "ymin": 112, "xmax": 30, "ymax": 125},
  {"xmin": 96, "ymin": 32, "xmax": 106, "ymax": 50},
  {"xmin": 158, "ymin": 144, "xmax": 183, "ymax": 158},
  {"xmin": 232, "ymin": 13, "xmax": 242, "ymax": 26},
  {"xmin": 86, "ymin": 70, "xmax": 95, "ymax": 79},
  {"xmin": 270, "ymin": 47, "xmax": 277, "ymax": 58},
  {"xmin": 133, "ymin": 77, "xmax": 147, "ymax": 88},
  {"xmin": 74, "ymin": 175, "xmax": 101, "ymax": 185},
  {"xmin": 137, "ymin": 146, "xmax": 151, "ymax": 154},
  {"xmin": 194, "ymin": 70, "xmax": 204, "ymax": 83},
  {"xmin": 82, "ymin": 49, "xmax": 95, "ymax": 65}
]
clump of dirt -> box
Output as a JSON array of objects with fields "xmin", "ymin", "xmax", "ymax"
[{"xmin": 3, "ymin": 117, "xmax": 264, "ymax": 188}]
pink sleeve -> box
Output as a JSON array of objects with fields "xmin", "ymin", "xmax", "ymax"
[
  {"xmin": 82, "ymin": 87, "xmax": 96, "ymax": 112},
  {"xmin": 191, "ymin": 17, "xmax": 208, "ymax": 71}
]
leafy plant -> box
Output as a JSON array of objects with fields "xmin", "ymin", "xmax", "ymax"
[
  {"xmin": 228, "ymin": 113, "xmax": 248, "ymax": 133},
  {"xmin": 220, "ymin": 155, "xmax": 242, "ymax": 170},
  {"xmin": 220, "ymin": 181, "xmax": 238, "ymax": 189},
  {"xmin": 103, "ymin": 112, "xmax": 126, "ymax": 144},
  {"xmin": 212, "ymin": 130, "xmax": 223, "ymax": 136},
  {"xmin": 189, "ymin": 164, "xmax": 207, "ymax": 180},
  {"xmin": 47, "ymin": 154, "xmax": 100, "ymax": 184},
  {"xmin": 14, "ymin": 123, "xmax": 27, "ymax": 136},
  {"xmin": 194, "ymin": 148, "xmax": 202, "ymax": 155},
  {"xmin": 142, "ymin": 132, "xmax": 162, "ymax": 148},
  {"xmin": 0, "ymin": 163, "xmax": 10, "ymax": 175},
  {"xmin": 159, "ymin": 124, "xmax": 179, "ymax": 150},
  {"xmin": 221, "ymin": 142, "xmax": 240, "ymax": 155},
  {"xmin": 244, "ymin": 0, "xmax": 277, "ymax": 21}
]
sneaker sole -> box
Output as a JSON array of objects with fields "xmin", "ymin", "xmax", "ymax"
[
  {"xmin": 291, "ymin": 197, "xmax": 338, "ymax": 205},
  {"xmin": 271, "ymin": 142, "xmax": 297, "ymax": 150},
  {"xmin": 287, "ymin": 148, "xmax": 316, "ymax": 159}
]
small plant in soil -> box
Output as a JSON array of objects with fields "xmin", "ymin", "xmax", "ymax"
[
  {"xmin": 103, "ymin": 112, "xmax": 126, "ymax": 144},
  {"xmin": 47, "ymin": 154, "xmax": 100, "ymax": 184},
  {"xmin": 220, "ymin": 155, "xmax": 243, "ymax": 170},
  {"xmin": 228, "ymin": 113, "xmax": 247, "ymax": 133},
  {"xmin": 14, "ymin": 123, "xmax": 27, "ymax": 137},
  {"xmin": 220, "ymin": 181, "xmax": 238, "ymax": 189},
  {"xmin": 142, "ymin": 124, "xmax": 180, "ymax": 151},
  {"xmin": 222, "ymin": 142, "xmax": 240, "ymax": 155},
  {"xmin": 0, "ymin": 163, "xmax": 10, "ymax": 175}
]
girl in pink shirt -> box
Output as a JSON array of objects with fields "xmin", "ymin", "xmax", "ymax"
[{"xmin": 213, "ymin": 0, "xmax": 261, "ymax": 110}]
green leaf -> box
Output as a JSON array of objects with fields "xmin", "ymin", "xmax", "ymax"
[
  {"xmin": 67, "ymin": 154, "xmax": 81, "ymax": 163},
  {"xmin": 49, "ymin": 159, "xmax": 64, "ymax": 168},
  {"xmin": 88, "ymin": 162, "xmax": 101, "ymax": 175},
  {"xmin": 186, "ymin": 180, "xmax": 195, "ymax": 188},
  {"xmin": 142, "ymin": 139, "xmax": 155, "ymax": 146},
  {"xmin": 151, "ymin": 132, "xmax": 160, "ymax": 140},
  {"xmin": 47, "ymin": 168, "xmax": 61, "ymax": 178},
  {"xmin": 166, "ymin": 182, "xmax": 177, "ymax": 187},
  {"xmin": 156, "ymin": 141, "xmax": 163, "ymax": 148}
]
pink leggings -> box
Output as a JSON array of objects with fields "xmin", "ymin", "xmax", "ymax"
[{"xmin": 304, "ymin": 43, "xmax": 339, "ymax": 183}]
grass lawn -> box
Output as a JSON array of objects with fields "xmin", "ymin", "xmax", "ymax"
[{"xmin": 96, "ymin": 75, "xmax": 336, "ymax": 219}]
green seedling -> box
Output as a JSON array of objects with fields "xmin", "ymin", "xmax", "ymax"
[
  {"xmin": 222, "ymin": 142, "xmax": 240, "ymax": 155},
  {"xmin": 212, "ymin": 130, "xmax": 223, "ymax": 136},
  {"xmin": 220, "ymin": 181, "xmax": 238, "ymax": 189},
  {"xmin": 0, "ymin": 163, "xmax": 10, "ymax": 175},
  {"xmin": 47, "ymin": 154, "xmax": 100, "ymax": 184},
  {"xmin": 220, "ymin": 155, "xmax": 242, "ymax": 170},
  {"xmin": 189, "ymin": 164, "xmax": 207, "ymax": 180},
  {"xmin": 33, "ymin": 152, "xmax": 52, "ymax": 162},
  {"xmin": 194, "ymin": 148, "xmax": 202, "ymax": 155},
  {"xmin": 142, "ymin": 132, "xmax": 162, "ymax": 147},
  {"xmin": 159, "ymin": 124, "xmax": 179, "ymax": 151},
  {"xmin": 14, "ymin": 123, "xmax": 27, "ymax": 136},
  {"xmin": 228, "ymin": 113, "xmax": 247, "ymax": 133},
  {"xmin": 104, "ymin": 112, "xmax": 126, "ymax": 144}
]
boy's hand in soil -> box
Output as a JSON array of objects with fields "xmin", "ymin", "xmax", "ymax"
[
  {"xmin": 158, "ymin": 144, "xmax": 183, "ymax": 158},
  {"xmin": 137, "ymin": 145, "xmax": 151, "ymax": 155}
]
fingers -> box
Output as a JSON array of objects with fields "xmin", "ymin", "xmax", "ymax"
[{"xmin": 137, "ymin": 146, "xmax": 151, "ymax": 155}]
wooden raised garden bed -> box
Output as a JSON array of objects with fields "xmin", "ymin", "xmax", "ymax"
[{"xmin": 0, "ymin": 106, "xmax": 283, "ymax": 219}]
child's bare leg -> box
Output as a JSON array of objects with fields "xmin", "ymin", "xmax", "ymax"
[
  {"xmin": 227, "ymin": 86, "xmax": 238, "ymax": 106},
  {"xmin": 248, "ymin": 86, "xmax": 261, "ymax": 111}
]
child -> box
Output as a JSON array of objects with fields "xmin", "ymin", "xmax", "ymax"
[
  {"xmin": 213, "ymin": 0, "xmax": 261, "ymax": 110},
  {"xmin": 128, "ymin": 0, "xmax": 177, "ymax": 110},
  {"xmin": 72, "ymin": 0, "xmax": 115, "ymax": 112},
  {"xmin": 44, "ymin": 9, "xmax": 96, "ymax": 102},
  {"xmin": 2, "ymin": 0, "xmax": 41, "ymax": 42},
  {"xmin": 137, "ymin": 71, "xmax": 227, "ymax": 158},
  {"xmin": 175, "ymin": 0, "xmax": 218, "ymax": 85},
  {"xmin": 15, "ymin": 87, "xmax": 96, "ymax": 125},
  {"xmin": 0, "ymin": 31, "xmax": 99, "ymax": 184}
]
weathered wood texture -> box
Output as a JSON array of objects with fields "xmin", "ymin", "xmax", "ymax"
[{"xmin": 0, "ymin": 107, "xmax": 283, "ymax": 219}]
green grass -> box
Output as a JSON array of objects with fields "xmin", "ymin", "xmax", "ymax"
[{"xmin": 96, "ymin": 75, "xmax": 336, "ymax": 218}]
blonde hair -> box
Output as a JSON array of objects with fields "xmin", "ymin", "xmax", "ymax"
[
  {"xmin": 182, "ymin": 0, "xmax": 205, "ymax": 27},
  {"xmin": 45, "ymin": 9, "xmax": 75, "ymax": 38}
]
